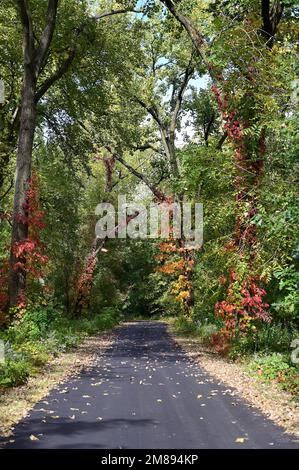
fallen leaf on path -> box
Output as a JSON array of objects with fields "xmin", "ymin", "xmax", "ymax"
[
  {"xmin": 29, "ymin": 435, "xmax": 39, "ymax": 441},
  {"xmin": 235, "ymin": 437, "xmax": 246, "ymax": 443}
]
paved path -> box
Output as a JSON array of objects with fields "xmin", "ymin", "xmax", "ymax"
[{"xmin": 3, "ymin": 321, "xmax": 298, "ymax": 449}]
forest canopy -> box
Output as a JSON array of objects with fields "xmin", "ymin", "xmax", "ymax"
[{"xmin": 0, "ymin": 0, "xmax": 298, "ymax": 392}]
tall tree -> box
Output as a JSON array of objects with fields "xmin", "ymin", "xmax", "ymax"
[{"xmin": 8, "ymin": 0, "xmax": 141, "ymax": 307}]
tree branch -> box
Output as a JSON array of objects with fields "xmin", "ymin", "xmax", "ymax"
[
  {"xmin": 135, "ymin": 97, "xmax": 164, "ymax": 129},
  {"xmin": 216, "ymin": 131, "xmax": 228, "ymax": 150},
  {"xmin": 17, "ymin": 0, "xmax": 35, "ymax": 64},
  {"xmin": 170, "ymin": 55, "xmax": 194, "ymax": 133},
  {"xmin": 35, "ymin": 48, "xmax": 76, "ymax": 102},
  {"xmin": 0, "ymin": 180, "xmax": 13, "ymax": 201},
  {"xmin": 94, "ymin": 8, "xmax": 143, "ymax": 20},
  {"xmin": 105, "ymin": 146, "xmax": 166, "ymax": 202},
  {"xmin": 204, "ymin": 110, "xmax": 215, "ymax": 146},
  {"xmin": 160, "ymin": 0, "xmax": 210, "ymax": 69},
  {"xmin": 133, "ymin": 143, "xmax": 160, "ymax": 153},
  {"xmin": 34, "ymin": 0, "xmax": 59, "ymax": 74}
]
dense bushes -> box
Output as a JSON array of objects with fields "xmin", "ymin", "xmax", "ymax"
[
  {"xmin": 0, "ymin": 304, "xmax": 120, "ymax": 388},
  {"xmin": 248, "ymin": 353, "xmax": 299, "ymax": 396}
]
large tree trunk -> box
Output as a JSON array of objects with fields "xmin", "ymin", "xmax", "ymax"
[{"xmin": 8, "ymin": 65, "xmax": 36, "ymax": 307}]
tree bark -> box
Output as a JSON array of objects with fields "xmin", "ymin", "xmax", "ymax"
[{"xmin": 9, "ymin": 63, "xmax": 36, "ymax": 306}]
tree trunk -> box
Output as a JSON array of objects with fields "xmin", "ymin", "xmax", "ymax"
[{"xmin": 8, "ymin": 65, "xmax": 36, "ymax": 307}]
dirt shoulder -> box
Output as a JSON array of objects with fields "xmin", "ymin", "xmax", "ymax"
[
  {"xmin": 167, "ymin": 322, "xmax": 299, "ymax": 438},
  {"xmin": 0, "ymin": 329, "xmax": 117, "ymax": 438}
]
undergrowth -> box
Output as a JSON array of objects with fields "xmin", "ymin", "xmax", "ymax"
[{"xmin": 0, "ymin": 304, "xmax": 120, "ymax": 388}]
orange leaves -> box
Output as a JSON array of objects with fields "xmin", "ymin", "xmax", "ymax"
[
  {"xmin": 156, "ymin": 259, "xmax": 185, "ymax": 274},
  {"xmin": 158, "ymin": 242, "xmax": 177, "ymax": 253},
  {"xmin": 155, "ymin": 237, "xmax": 194, "ymax": 313}
]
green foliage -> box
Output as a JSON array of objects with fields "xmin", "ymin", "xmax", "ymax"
[
  {"xmin": 0, "ymin": 0, "xmax": 298, "ymax": 400},
  {"xmin": 272, "ymin": 266, "xmax": 299, "ymax": 321},
  {"xmin": 7, "ymin": 304, "xmax": 61, "ymax": 343},
  {"xmin": 248, "ymin": 353, "xmax": 291, "ymax": 382},
  {"xmin": 196, "ymin": 321, "xmax": 219, "ymax": 340},
  {"xmin": 248, "ymin": 353, "xmax": 299, "ymax": 396},
  {"xmin": 229, "ymin": 323, "xmax": 297, "ymax": 359},
  {"xmin": 0, "ymin": 304, "xmax": 120, "ymax": 388},
  {"xmin": 0, "ymin": 359, "xmax": 31, "ymax": 387},
  {"xmin": 174, "ymin": 316, "xmax": 197, "ymax": 335}
]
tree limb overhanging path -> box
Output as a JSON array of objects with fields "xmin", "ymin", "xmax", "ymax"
[{"xmin": 2, "ymin": 322, "xmax": 298, "ymax": 449}]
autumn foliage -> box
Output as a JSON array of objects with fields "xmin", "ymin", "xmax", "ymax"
[
  {"xmin": 12, "ymin": 173, "xmax": 48, "ymax": 310},
  {"xmin": 156, "ymin": 240, "xmax": 194, "ymax": 314}
]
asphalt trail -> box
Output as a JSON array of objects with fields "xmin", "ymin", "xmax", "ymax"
[{"xmin": 2, "ymin": 321, "xmax": 298, "ymax": 449}]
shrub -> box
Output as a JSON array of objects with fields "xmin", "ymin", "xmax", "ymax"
[
  {"xmin": 196, "ymin": 322, "xmax": 219, "ymax": 340},
  {"xmin": 7, "ymin": 304, "xmax": 61, "ymax": 344},
  {"xmin": 248, "ymin": 353, "xmax": 291, "ymax": 382},
  {"xmin": 0, "ymin": 304, "xmax": 121, "ymax": 389},
  {"xmin": 229, "ymin": 323, "xmax": 297, "ymax": 359},
  {"xmin": 0, "ymin": 359, "xmax": 31, "ymax": 387},
  {"xmin": 247, "ymin": 353, "xmax": 299, "ymax": 395},
  {"xmin": 17, "ymin": 342, "xmax": 50, "ymax": 367},
  {"xmin": 174, "ymin": 316, "xmax": 197, "ymax": 335}
]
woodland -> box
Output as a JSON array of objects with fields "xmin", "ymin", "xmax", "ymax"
[{"xmin": 0, "ymin": 0, "xmax": 298, "ymax": 396}]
